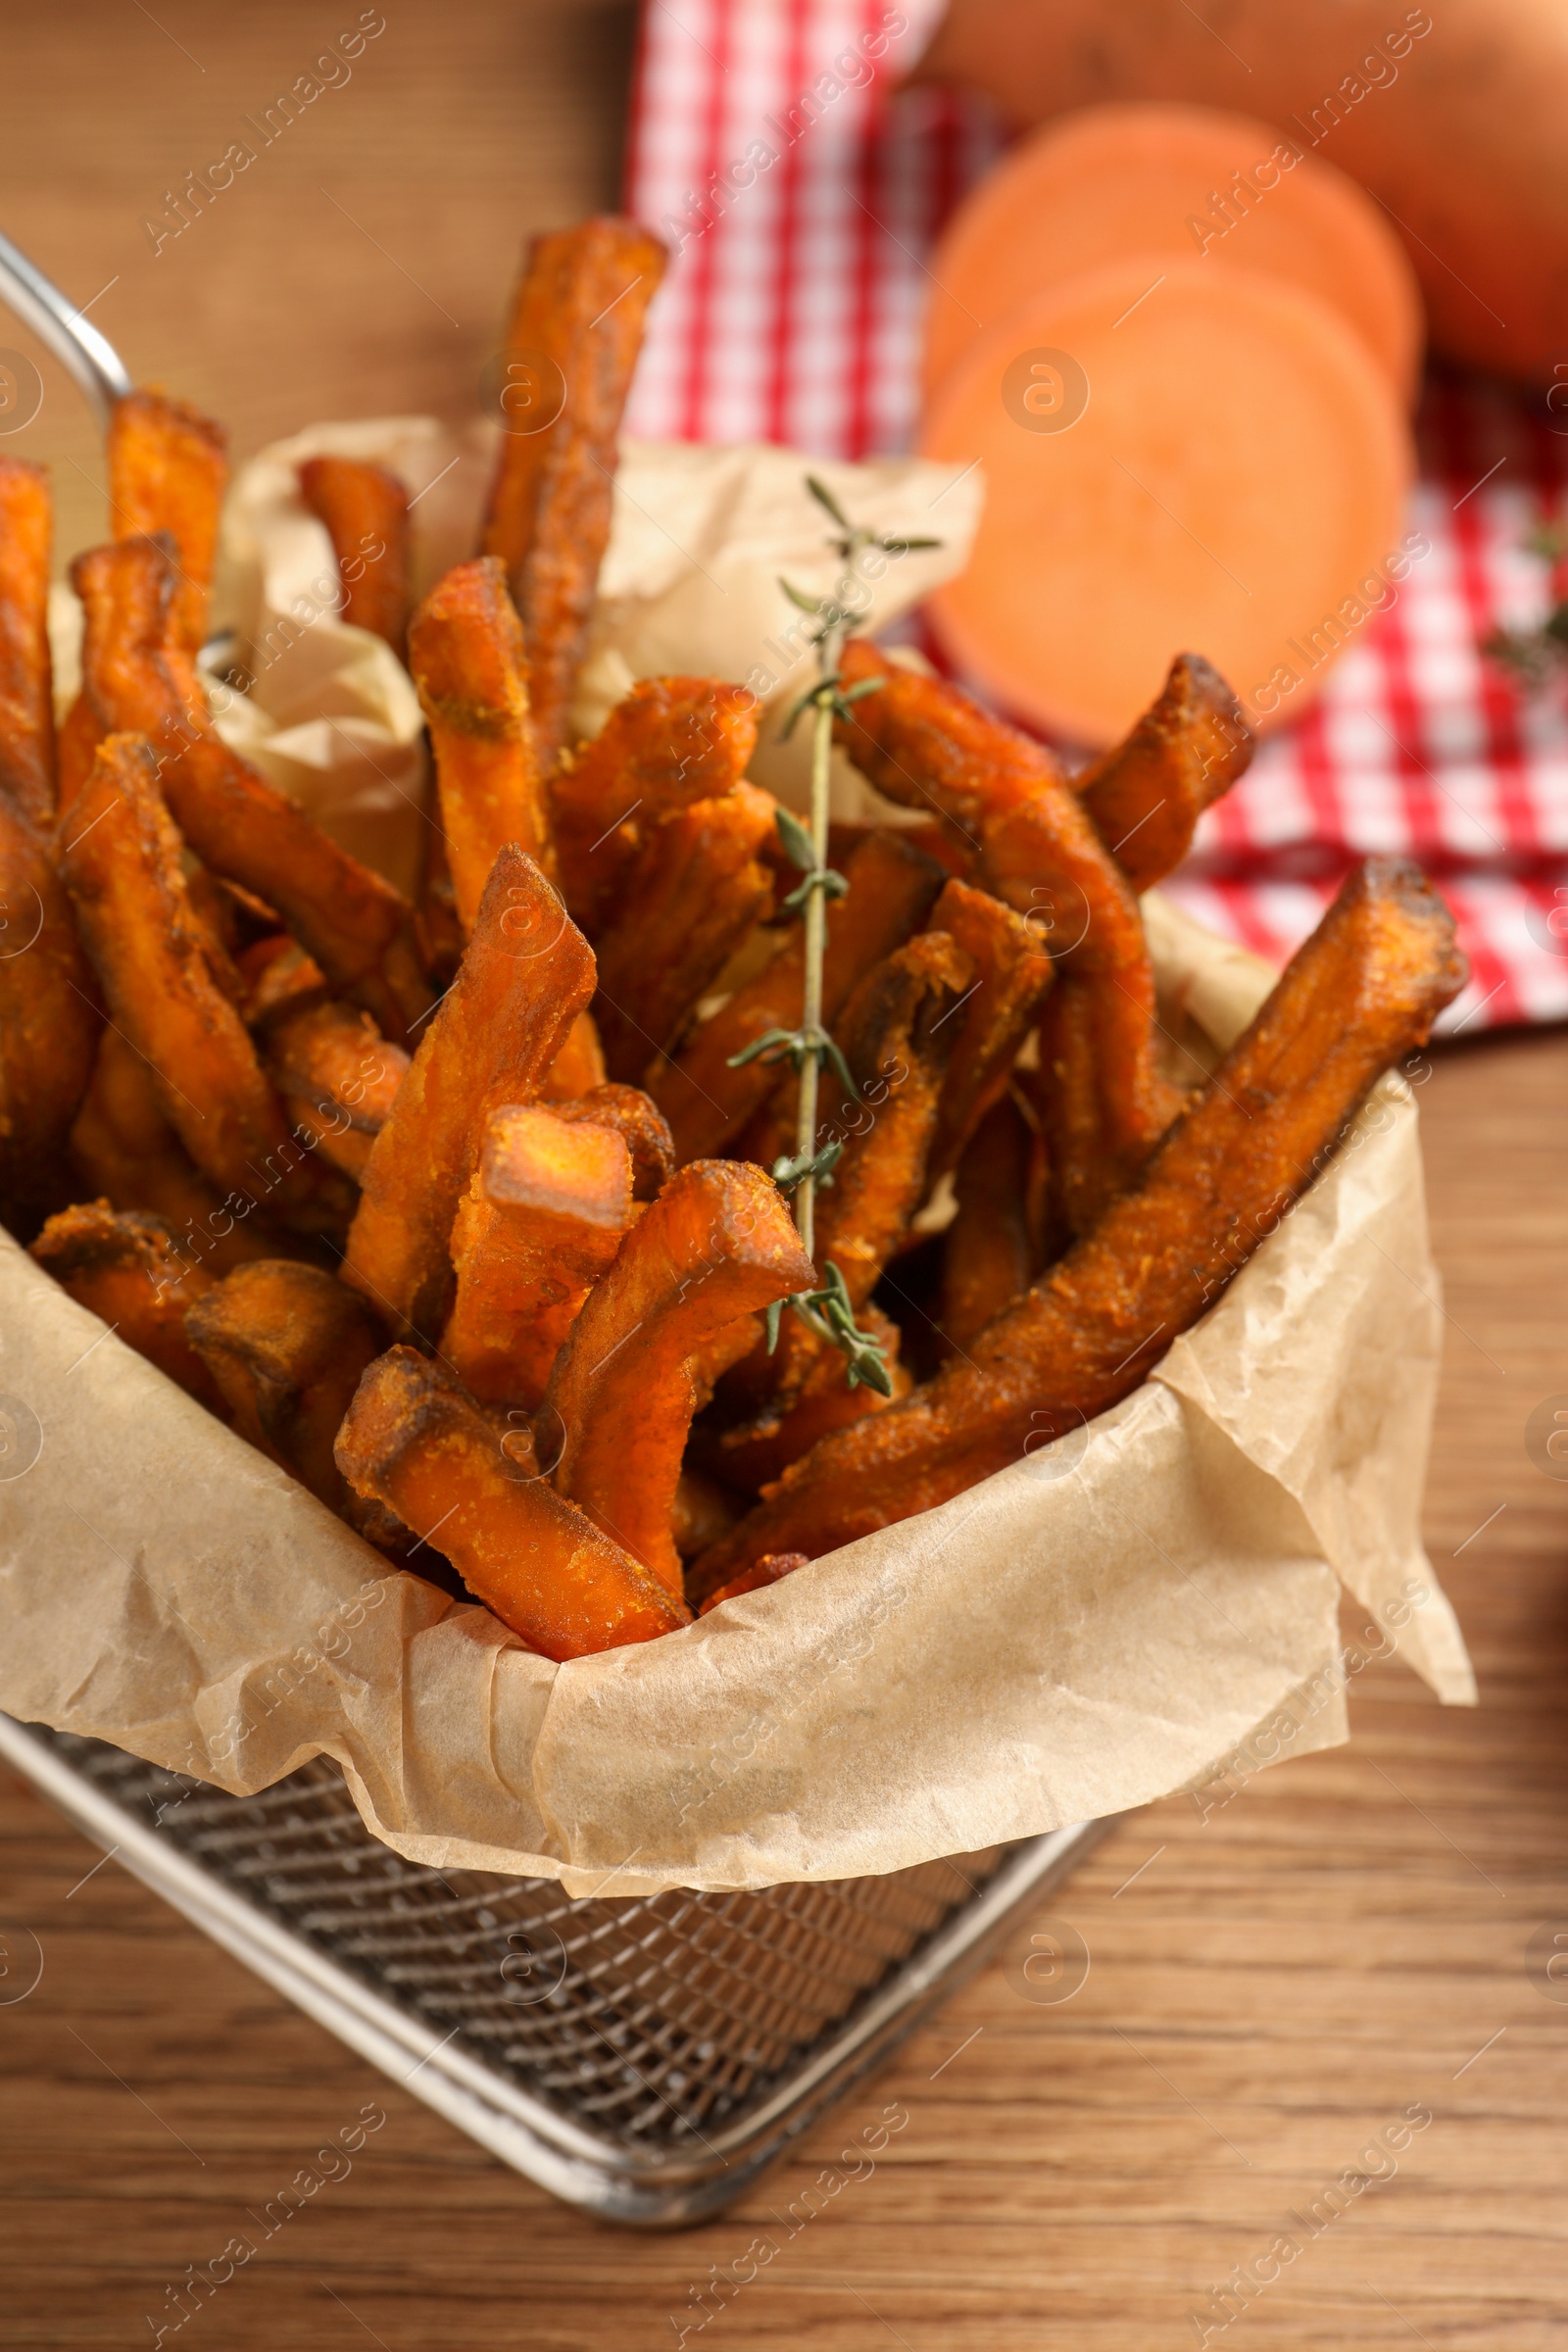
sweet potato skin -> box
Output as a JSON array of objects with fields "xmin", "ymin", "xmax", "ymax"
[
  {"xmin": 185, "ymin": 1260, "xmax": 384, "ymax": 1505},
  {"xmin": 0, "ymin": 458, "xmax": 55, "ymax": 826},
  {"xmin": 336, "ymin": 1347, "xmax": 688, "ymax": 1658},
  {"xmin": 29, "ymin": 1200, "xmax": 221, "ymax": 1407},
  {"xmin": 344, "ymin": 847, "xmax": 595, "ymax": 1344},
  {"xmin": 297, "ymin": 456, "xmax": 412, "ymax": 651},
  {"xmin": 692, "ymin": 857, "xmax": 1467, "ymax": 1589},
  {"xmin": 107, "ymin": 391, "xmax": 228, "ymax": 654},
  {"xmin": 1075, "ymin": 652, "xmax": 1252, "ymax": 893},
  {"xmin": 0, "ymin": 793, "xmax": 99, "ymax": 1234}
]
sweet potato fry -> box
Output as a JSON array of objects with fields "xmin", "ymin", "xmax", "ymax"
[
  {"xmin": 480, "ymin": 217, "xmax": 668, "ymax": 760},
  {"xmin": 925, "ymin": 876, "xmax": 1054, "ymax": 1177},
  {"xmin": 441, "ymin": 1104, "xmax": 633, "ymax": 1405},
  {"xmin": 672, "ymin": 1466, "xmax": 744, "ymax": 1561},
  {"xmin": 939, "ymin": 1094, "xmax": 1034, "ymax": 1354},
  {"xmin": 108, "ymin": 390, "xmax": 228, "ymax": 654},
  {"xmin": 297, "ymin": 455, "xmax": 412, "ymax": 651},
  {"xmin": 55, "ymin": 695, "xmax": 105, "ymax": 815},
  {"xmin": 692, "ymin": 858, "xmax": 1467, "ymax": 1589},
  {"xmin": 336, "ymin": 1346, "xmax": 688, "ymax": 1657},
  {"xmin": 29, "ymin": 1200, "xmax": 221, "ymax": 1407},
  {"xmin": 0, "ymin": 458, "xmax": 55, "ymax": 825},
  {"xmin": 592, "ymin": 783, "xmax": 777, "ymax": 1083},
  {"xmin": 59, "ymin": 735, "xmax": 319, "ymax": 1218},
  {"xmin": 73, "ymin": 537, "xmax": 432, "ymax": 1044},
  {"xmin": 699, "ymin": 1551, "xmax": 809, "ymax": 1615},
  {"xmin": 649, "ymin": 827, "xmax": 946, "ymax": 1164},
  {"xmin": 548, "ymin": 1081, "xmax": 674, "ymax": 1200},
  {"xmin": 185, "ymin": 1261, "xmax": 385, "ymax": 1506},
  {"xmin": 344, "ymin": 846, "xmax": 595, "ymax": 1343},
  {"xmin": 834, "ymin": 640, "xmax": 1182, "ymax": 1228},
  {"xmin": 259, "ymin": 998, "xmax": 409, "ymax": 1182},
  {"xmin": 408, "ymin": 557, "xmax": 554, "ymax": 925},
  {"xmin": 1075, "ymin": 653, "xmax": 1253, "ymax": 894},
  {"xmin": 0, "ymin": 793, "xmax": 99, "ymax": 1235},
  {"xmin": 551, "ymin": 676, "xmax": 760, "ymax": 930},
  {"xmin": 544, "ymin": 1159, "xmax": 815, "ymax": 1593},
  {"xmin": 541, "ymin": 1008, "xmax": 607, "ymax": 1099}
]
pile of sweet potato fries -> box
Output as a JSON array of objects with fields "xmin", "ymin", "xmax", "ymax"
[{"xmin": 1, "ymin": 216, "xmax": 1467, "ymax": 1661}]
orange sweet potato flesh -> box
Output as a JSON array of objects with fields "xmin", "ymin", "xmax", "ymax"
[
  {"xmin": 592, "ymin": 782, "xmax": 777, "ymax": 1084},
  {"xmin": 336, "ymin": 1346, "xmax": 688, "ymax": 1657},
  {"xmin": 29, "ymin": 1200, "xmax": 221, "ymax": 1407},
  {"xmin": 925, "ymin": 876, "xmax": 1054, "ymax": 1177},
  {"xmin": 73, "ymin": 537, "xmax": 432, "ymax": 1045},
  {"xmin": 480, "ymin": 217, "xmax": 668, "ymax": 760},
  {"xmin": 0, "ymin": 792, "xmax": 99, "ymax": 1235},
  {"xmin": 185, "ymin": 1260, "xmax": 384, "ymax": 1506},
  {"xmin": 441, "ymin": 1105, "xmax": 633, "ymax": 1405},
  {"xmin": 108, "ymin": 391, "xmax": 228, "ymax": 655},
  {"xmin": 692, "ymin": 857, "xmax": 1466, "ymax": 1589},
  {"xmin": 297, "ymin": 456, "xmax": 412, "ymax": 651},
  {"xmin": 409, "ymin": 557, "xmax": 554, "ymax": 927},
  {"xmin": 0, "ymin": 458, "xmax": 55, "ymax": 826},
  {"xmin": 939, "ymin": 1094, "xmax": 1035, "ymax": 1353},
  {"xmin": 545, "ymin": 1158, "xmax": 816, "ymax": 1594},
  {"xmin": 1076, "ymin": 652, "xmax": 1253, "ymax": 894},
  {"xmin": 344, "ymin": 846, "xmax": 595, "ymax": 1344},
  {"xmin": 649, "ymin": 827, "xmax": 946, "ymax": 1164},
  {"xmin": 699, "ymin": 1550, "xmax": 809, "ymax": 1615},
  {"xmin": 541, "ymin": 1008, "xmax": 608, "ymax": 1100},
  {"xmin": 59, "ymin": 735, "xmax": 313, "ymax": 1211},
  {"xmin": 549, "ymin": 1082, "xmax": 674, "ymax": 1200},
  {"xmin": 259, "ymin": 998, "xmax": 410, "ymax": 1183},
  {"xmin": 552, "ymin": 677, "xmax": 760, "ymax": 932}
]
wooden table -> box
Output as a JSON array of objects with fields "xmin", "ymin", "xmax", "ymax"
[{"xmin": 4, "ymin": 9, "xmax": 1566, "ymax": 2344}]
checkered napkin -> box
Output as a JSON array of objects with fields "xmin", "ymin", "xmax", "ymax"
[{"xmin": 624, "ymin": 0, "xmax": 1568, "ymax": 1031}]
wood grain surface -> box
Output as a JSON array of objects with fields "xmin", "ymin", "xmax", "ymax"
[{"xmin": 2, "ymin": 8, "xmax": 1566, "ymax": 2346}]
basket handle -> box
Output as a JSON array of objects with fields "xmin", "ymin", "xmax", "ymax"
[{"xmin": 0, "ymin": 229, "xmax": 131, "ymax": 427}]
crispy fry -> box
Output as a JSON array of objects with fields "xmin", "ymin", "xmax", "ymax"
[
  {"xmin": 441, "ymin": 1104, "xmax": 633, "ymax": 1405},
  {"xmin": 699, "ymin": 1552, "xmax": 809, "ymax": 1615},
  {"xmin": 0, "ymin": 458, "xmax": 55, "ymax": 825},
  {"xmin": 336, "ymin": 1346, "xmax": 689, "ymax": 1657},
  {"xmin": 593, "ymin": 783, "xmax": 777, "ymax": 1083},
  {"xmin": 408, "ymin": 557, "xmax": 554, "ymax": 926},
  {"xmin": 259, "ymin": 998, "xmax": 410, "ymax": 1182},
  {"xmin": 649, "ymin": 827, "xmax": 946, "ymax": 1163},
  {"xmin": 939, "ymin": 1094, "xmax": 1034, "ymax": 1354},
  {"xmin": 73, "ymin": 537, "xmax": 432, "ymax": 1044},
  {"xmin": 551, "ymin": 676, "xmax": 760, "ymax": 929},
  {"xmin": 297, "ymin": 455, "xmax": 412, "ymax": 651},
  {"xmin": 344, "ymin": 847, "xmax": 595, "ymax": 1343},
  {"xmin": 55, "ymin": 695, "xmax": 105, "ymax": 815},
  {"xmin": 1075, "ymin": 653, "xmax": 1253, "ymax": 893},
  {"xmin": 541, "ymin": 1008, "xmax": 607, "ymax": 1099},
  {"xmin": 108, "ymin": 390, "xmax": 227, "ymax": 655},
  {"xmin": 835, "ymin": 640, "xmax": 1182, "ymax": 1229},
  {"xmin": 544, "ymin": 1159, "xmax": 815, "ymax": 1593},
  {"xmin": 548, "ymin": 1081, "xmax": 674, "ymax": 1200},
  {"xmin": 185, "ymin": 1261, "xmax": 385, "ymax": 1506},
  {"xmin": 692, "ymin": 858, "xmax": 1467, "ymax": 1588},
  {"xmin": 925, "ymin": 876, "xmax": 1054, "ymax": 1177},
  {"xmin": 59, "ymin": 735, "xmax": 322, "ymax": 1220},
  {"xmin": 480, "ymin": 217, "xmax": 668, "ymax": 760},
  {"xmin": 29, "ymin": 1200, "xmax": 221, "ymax": 1408},
  {"xmin": 0, "ymin": 793, "xmax": 99, "ymax": 1235}
]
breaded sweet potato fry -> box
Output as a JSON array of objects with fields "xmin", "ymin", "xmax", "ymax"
[
  {"xmin": 59, "ymin": 735, "xmax": 315, "ymax": 1212},
  {"xmin": 649, "ymin": 827, "xmax": 946, "ymax": 1164},
  {"xmin": 939, "ymin": 1094, "xmax": 1034, "ymax": 1354},
  {"xmin": 0, "ymin": 793, "xmax": 99, "ymax": 1235},
  {"xmin": 297, "ymin": 456, "xmax": 412, "ymax": 651},
  {"xmin": 925, "ymin": 876, "xmax": 1054, "ymax": 1177},
  {"xmin": 692, "ymin": 858, "xmax": 1467, "ymax": 1588},
  {"xmin": 108, "ymin": 390, "xmax": 228, "ymax": 655},
  {"xmin": 0, "ymin": 459, "xmax": 55, "ymax": 825},
  {"xmin": 30, "ymin": 1200, "xmax": 221, "ymax": 1407},
  {"xmin": 185, "ymin": 1261, "xmax": 384, "ymax": 1506},
  {"xmin": 834, "ymin": 640, "xmax": 1182, "ymax": 1227},
  {"xmin": 593, "ymin": 782, "xmax": 777, "ymax": 1083},
  {"xmin": 551, "ymin": 676, "xmax": 760, "ymax": 930},
  {"xmin": 408, "ymin": 558, "xmax": 554, "ymax": 924},
  {"xmin": 541, "ymin": 1008, "xmax": 607, "ymax": 1100},
  {"xmin": 441, "ymin": 1104, "xmax": 633, "ymax": 1405},
  {"xmin": 73, "ymin": 537, "xmax": 432, "ymax": 1044},
  {"xmin": 548, "ymin": 1081, "xmax": 674, "ymax": 1200},
  {"xmin": 336, "ymin": 1346, "xmax": 689, "ymax": 1657},
  {"xmin": 344, "ymin": 847, "xmax": 595, "ymax": 1343},
  {"xmin": 545, "ymin": 1159, "xmax": 815, "ymax": 1593},
  {"xmin": 1075, "ymin": 653, "xmax": 1252, "ymax": 895},
  {"xmin": 55, "ymin": 695, "xmax": 105, "ymax": 815},
  {"xmin": 480, "ymin": 217, "xmax": 668, "ymax": 760},
  {"xmin": 259, "ymin": 998, "xmax": 409, "ymax": 1182}
]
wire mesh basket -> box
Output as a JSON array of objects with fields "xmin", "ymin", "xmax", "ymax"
[{"xmin": 0, "ymin": 1711, "xmax": 1106, "ymax": 2224}]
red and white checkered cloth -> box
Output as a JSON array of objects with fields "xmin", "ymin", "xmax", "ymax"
[{"xmin": 624, "ymin": 0, "xmax": 1568, "ymax": 1031}]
